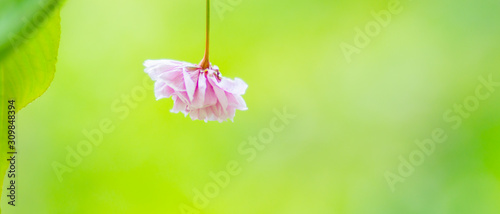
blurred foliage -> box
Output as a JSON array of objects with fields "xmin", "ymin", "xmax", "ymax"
[{"xmin": 6, "ymin": 0, "xmax": 500, "ymax": 213}]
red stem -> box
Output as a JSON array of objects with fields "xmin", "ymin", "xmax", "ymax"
[{"xmin": 200, "ymin": 0, "xmax": 210, "ymax": 69}]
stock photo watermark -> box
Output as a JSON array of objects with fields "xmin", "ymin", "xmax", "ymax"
[
  {"xmin": 385, "ymin": 73, "xmax": 500, "ymax": 192},
  {"xmin": 179, "ymin": 107, "xmax": 295, "ymax": 214},
  {"xmin": 2, "ymin": 0, "xmax": 62, "ymax": 207},
  {"xmin": 51, "ymin": 76, "xmax": 153, "ymax": 182},
  {"xmin": 214, "ymin": 0, "xmax": 242, "ymax": 20},
  {"xmin": 340, "ymin": 0, "xmax": 413, "ymax": 63},
  {"xmin": 7, "ymin": 0, "xmax": 61, "ymax": 52}
]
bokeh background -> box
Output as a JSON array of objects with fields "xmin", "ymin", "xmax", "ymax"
[{"xmin": 6, "ymin": 0, "xmax": 500, "ymax": 213}]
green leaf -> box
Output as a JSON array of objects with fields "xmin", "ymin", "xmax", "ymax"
[
  {"xmin": 1, "ymin": 0, "xmax": 62, "ymax": 110},
  {"xmin": 0, "ymin": 0, "xmax": 63, "ymax": 211}
]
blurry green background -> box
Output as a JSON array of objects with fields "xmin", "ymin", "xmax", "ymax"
[{"xmin": 7, "ymin": 0, "xmax": 500, "ymax": 213}]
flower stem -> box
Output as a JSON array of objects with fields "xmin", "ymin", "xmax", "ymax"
[{"xmin": 200, "ymin": 0, "xmax": 210, "ymax": 69}]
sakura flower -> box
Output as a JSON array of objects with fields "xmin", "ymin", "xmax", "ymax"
[
  {"xmin": 143, "ymin": 0, "xmax": 247, "ymax": 122},
  {"xmin": 144, "ymin": 59, "xmax": 248, "ymax": 122}
]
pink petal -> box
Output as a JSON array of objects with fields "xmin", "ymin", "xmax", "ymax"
[
  {"xmin": 155, "ymin": 82, "xmax": 175, "ymax": 100},
  {"xmin": 182, "ymin": 68, "xmax": 199, "ymax": 102},
  {"xmin": 158, "ymin": 69, "xmax": 186, "ymax": 91},
  {"xmin": 204, "ymin": 80, "xmax": 218, "ymax": 107},
  {"xmin": 206, "ymin": 105, "xmax": 217, "ymax": 121},
  {"xmin": 170, "ymin": 95, "xmax": 188, "ymax": 116},
  {"xmin": 190, "ymin": 109, "xmax": 199, "ymax": 120},
  {"xmin": 198, "ymin": 108, "xmax": 207, "ymax": 121},
  {"xmin": 144, "ymin": 59, "xmax": 192, "ymax": 81},
  {"xmin": 225, "ymin": 107, "xmax": 236, "ymax": 122},
  {"xmin": 208, "ymin": 77, "xmax": 228, "ymax": 110},
  {"xmin": 191, "ymin": 73, "xmax": 207, "ymax": 108},
  {"xmin": 174, "ymin": 91, "xmax": 190, "ymax": 104},
  {"xmin": 217, "ymin": 77, "xmax": 248, "ymax": 95},
  {"xmin": 226, "ymin": 92, "xmax": 248, "ymax": 110}
]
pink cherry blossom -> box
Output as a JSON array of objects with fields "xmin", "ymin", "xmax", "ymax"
[{"xmin": 144, "ymin": 59, "xmax": 248, "ymax": 122}]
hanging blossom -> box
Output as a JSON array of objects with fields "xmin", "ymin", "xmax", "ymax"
[
  {"xmin": 143, "ymin": 0, "xmax": 247, "ymax": 122},
  {"xmin": 144, "ymin": 59, "xmax": 247, "ymax": 122}
]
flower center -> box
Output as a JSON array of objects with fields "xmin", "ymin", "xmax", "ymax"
[{"xmin": 202, "ymin": 68, "xmax": 221, "ymax": 81}]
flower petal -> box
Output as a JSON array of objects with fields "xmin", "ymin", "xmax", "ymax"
[
  {"xmin": 182, "ymin": 68, "xmax": 199, "ymax": 102},
  {"xmin": 191, "ymin": 73, "xmax": 207, "ymax": 109},
  {"xmin": 204, "ymin": 80, "xmax": 218, "ymax": 107},
  {"xmin": 189, "ymin": 109, "xmax": 199, "ymax": 120},
  {"xmin": 198, "ymin": 108, "xmax": 207, "ymax": 121},
  {"xmin": 208, "ymin": 77, "xmax": 228, "ymax": 110},
  {"xmin": 144, "ymin": 59, "xmax": 192, "ymax": 81},
  {"xmin": 158, "ymin": 69, "xmax": 186, "ymax": 91},
  {"xmin": 170, "ymin": 95, "xmax": 188, "ymax": 116},
  {"xmin": 217, "ymin": 77, "xmax": 248, "ymax": 95},
  {"xmin": 226, "ymin": 92, "xmax": 248, "ymax": 110},
  {"xmin": 155, "ymin": 82, "xmax": 175, "ymax": 100},
  {"xmin": 174, "ymin": 91, "xmax": 190, "ymax": 104}
]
